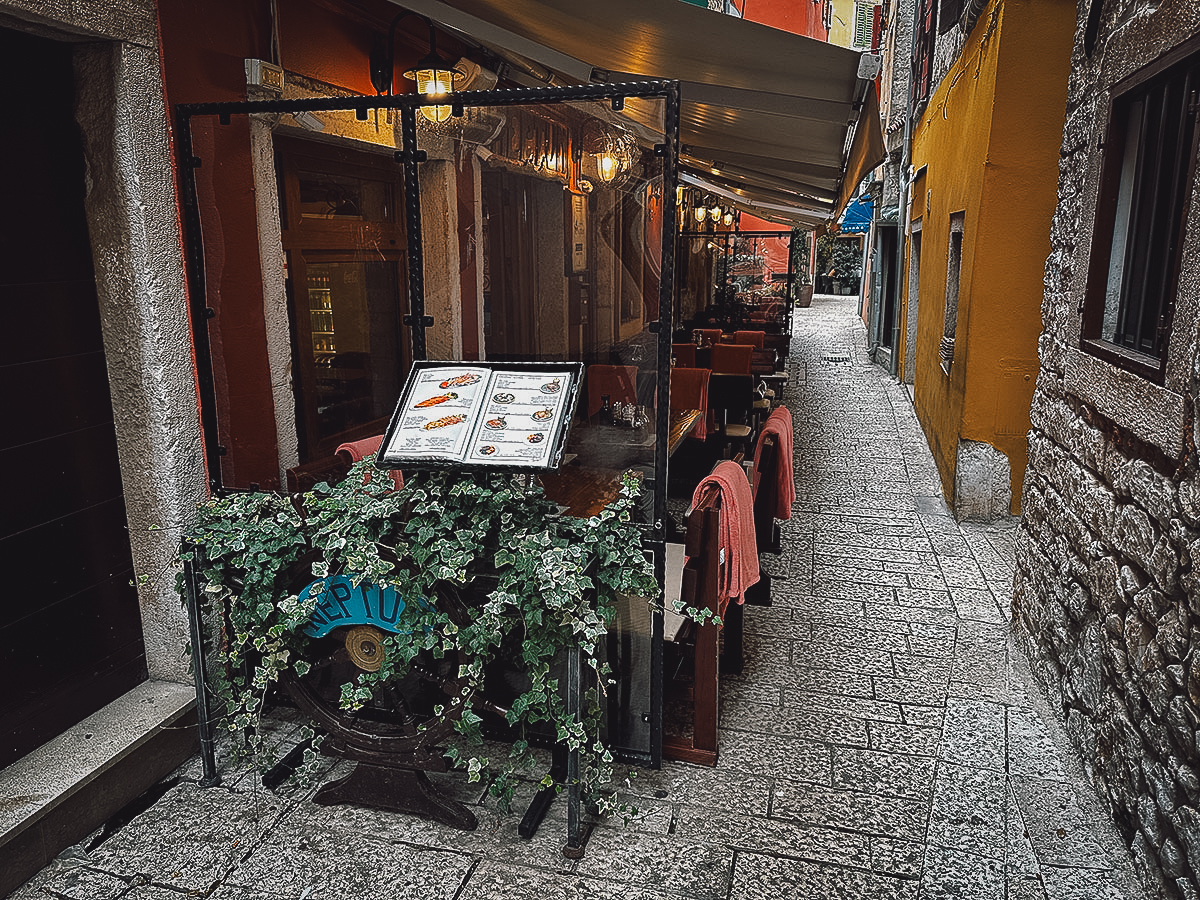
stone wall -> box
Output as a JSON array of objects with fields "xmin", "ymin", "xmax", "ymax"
[{"xmin": 1014, "ymin": 1, "xmax": 1200, "ymax": 897}]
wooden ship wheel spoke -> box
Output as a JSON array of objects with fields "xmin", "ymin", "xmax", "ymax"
[{"xmin": 277, "ymin": 583, "xmax": 481, "ymax": 830}]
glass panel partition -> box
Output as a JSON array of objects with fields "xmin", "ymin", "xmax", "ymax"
[{"xmin": 419, "ymin": 98, "xmax": 668, "ymax": 759}]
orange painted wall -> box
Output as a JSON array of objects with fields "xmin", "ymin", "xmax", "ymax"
[
  {"xmin": 739, "ymin": 0, "xmax": 828, "ymax": 40},
  {"xmin": 908, "ymin": 0, "xmax": 1072, "ymax": 513},
  {"xmin": 158, "ymin": 0, "xmax": 451, "ymax": 488},
  {"xmin": 159, "ymin": 0, "xmax": 275, "ymax": 488}
]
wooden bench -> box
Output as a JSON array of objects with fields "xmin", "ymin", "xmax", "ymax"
[{"xmin": 661, "ymin": 484, "xmax": 746, "ymax": 767}]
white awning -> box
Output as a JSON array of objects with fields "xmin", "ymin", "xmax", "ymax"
[{"xmin": 390, "ymin": 0, "xmax": 885, "ymax": 223}]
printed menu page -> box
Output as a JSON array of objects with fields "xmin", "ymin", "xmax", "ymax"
[
  {"xmin": 466, "ymin": 370, "xmax": 572, "ymax": 467},
  {"xmin": 379, "ymin": 365, "xmax": 578, "ymax": 469},
  {"xmin": 383, "ymin": 366, "xmax": 490, "ymax": 461}
]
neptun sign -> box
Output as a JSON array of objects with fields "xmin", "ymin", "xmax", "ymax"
[{"xmin": 300, "ymin": 575, "xmax": 407, "ymax": 638}]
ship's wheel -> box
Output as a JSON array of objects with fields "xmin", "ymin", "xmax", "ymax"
[{"xmin": 278, "ymin": 581, "xmax": 480, "ymax": 830}]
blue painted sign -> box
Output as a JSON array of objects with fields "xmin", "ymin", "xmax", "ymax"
[{"xmin": 300, "ymin": 575, "xmax": 407, "ymax": 638}]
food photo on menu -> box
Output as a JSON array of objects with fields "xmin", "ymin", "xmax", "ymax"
[{"xmin": 378, "ymin": 364, "xmax": 580, "ymax": 469}]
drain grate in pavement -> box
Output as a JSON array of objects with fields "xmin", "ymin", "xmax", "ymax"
[{"xmin": 820, "ymin": 354, "xmax": 852, "ymax": 364}]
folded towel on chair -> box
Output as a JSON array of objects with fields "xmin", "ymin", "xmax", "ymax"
[
  {"xmin": 752, "ymin": 407, "xmax": 794, "ymax": 520},
  {"xmin": 691, "ymin": 460, "xmax": 759, "ymax": 610}
]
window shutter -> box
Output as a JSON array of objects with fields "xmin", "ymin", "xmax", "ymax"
[{"xmin": 938, "ymin": 0, "xmax": 963, "ymax": 34}]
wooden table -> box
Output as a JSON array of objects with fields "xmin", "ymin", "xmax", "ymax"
[
  {"xmin": 539, "ymin": 466, "xmax": 624, "ymax": 518},
  {"xmin": 667, "ymin": 408, "xmax": 702, "ymax": 456},
  {"xmin": 539, "ymin": 410, "xmax": 700, "ymax": 518}
]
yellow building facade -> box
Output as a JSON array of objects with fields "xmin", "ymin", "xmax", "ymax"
[
  {"xmin": 902, "ymin": 0, "xmax": 1073, "ymax": 517},
  {"xmin": 828, "ymin": 0, "xmax": 878, "ymax": 50}
]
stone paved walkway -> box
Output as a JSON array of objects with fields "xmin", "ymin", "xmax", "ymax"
[{"xmin": 10, "ymin": 295, "xmax": 1150, "ymax": 900}]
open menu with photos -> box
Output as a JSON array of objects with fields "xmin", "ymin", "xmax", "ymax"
[{"xmin": 377, "ymin": 362, "xmax": 584, "ymax": 470}]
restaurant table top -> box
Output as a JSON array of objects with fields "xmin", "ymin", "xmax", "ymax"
[{"xmin": 540, "ymin": 409, "xmax": 701, "ymax": 518}]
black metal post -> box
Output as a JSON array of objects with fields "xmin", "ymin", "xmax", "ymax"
[
  {"xmin": 561, "ymin": 645, "xmax": 586, "ymax": 857},
  {"xmin": 183, "ymin": 555, "xmax": 220, "ymax": 786},
  {"xmin": 399, "ymin": 105, "xmax": 429, "ymax": 361},
  {"xmin": 786, "ymin": 228, "xmax": 796, "ymax": 335},
  {"xmin": 173, "ymin": 113, "xmax": 225, "ymax": 495},
  {"xmin": 649, "ymin": 81, "xmax": 680, "ymax": 771}
]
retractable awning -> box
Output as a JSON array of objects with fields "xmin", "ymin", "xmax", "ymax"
[
  {"xmin": 839, "ymin": 194, "xmax": 875, "ymax": 233},
  {"xmin": 390, "ymin": 0, "xmax": 885, "ymax": 224}
]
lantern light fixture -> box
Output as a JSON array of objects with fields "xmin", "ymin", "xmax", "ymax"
[
  {"xmin": 371, "ymin": 12, "xmax": 464, "ymax": 123},
  {"xmin": 694, "ymin": 204, "xmax": 707, "ymax": 223},
  {"xmin": 709, "ymin": 203, "xmax": 722, "ymax": 223},
  {"xmin": 594, "ymin": 129, "xmax": 634, "ymax": 184},
  {"xmin": 598, "ymin": 150, "xmax": 619, "ymax": 183},
  {"xmin": 403, "ymin": 52, "xmax": 464, "ymax": 123},
  {"xmin": 723, "ymin": 210, "xmax": 734, "ymax": 227}
]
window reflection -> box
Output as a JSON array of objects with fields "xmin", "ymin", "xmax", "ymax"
[
  {"xmin": 301, "ymin": 260, "xmax": 403, "ymax": 457},
  {"xmin": 297, "ymin": 171, "xmax": 393, "ymax": 222}
]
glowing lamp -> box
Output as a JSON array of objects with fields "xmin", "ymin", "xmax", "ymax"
[
  {"xmin": 403, "ymin": 53, "xmax": 463, "ymax": 123},
  {"xmin": 598, "ymin": 151, "xmax": 619, "ymax": 183}
]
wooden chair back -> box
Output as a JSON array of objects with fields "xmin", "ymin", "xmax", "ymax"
[
  {"xmin": 750, "ymin": 349, "xmax": 778, "ymax": 376},
  {"xmin": 710, "ymin": 342, "xmax": 753, "ymax": 375},
  {"xmin": 707, "ymin": 373, "xmax": 755, "ymax": 421},
  {"xmin": 663, "ymin": 488, "xmax": 722, "ymax": 766},
  {"xmin": 751, "ymin": 433, "xmax": 783, "ymax": 554},
  {"xmin": 733, "ymin": 330, "xmax": 765, "ymax": 349},
  {"xmin": 672, "ymin": 343, "xmax": 697, "ymax": 368}
]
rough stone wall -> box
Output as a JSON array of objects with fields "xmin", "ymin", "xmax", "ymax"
[
  {"xmin": 1014, "ymin": 1, "xmax": 1200, "ymax": 897},
  {"xmin": 955, "ymin": 439, "xmax": 1012, "ymax": 521}
]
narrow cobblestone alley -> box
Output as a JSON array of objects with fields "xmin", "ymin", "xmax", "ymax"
[{"xmin": 10, "ymin": 295, "xmax": 1152, "ymax": 900}]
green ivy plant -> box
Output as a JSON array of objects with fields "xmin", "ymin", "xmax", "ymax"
[{"xmin": 179, "ymin": 461, "xmax": 662, "ymax": 813}]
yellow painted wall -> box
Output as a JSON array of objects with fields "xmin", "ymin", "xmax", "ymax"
[
  {"xmin": 907, "ymin": 0, "xmax": 1073, "ymax": 513},
  {"xmin": 828, "ymin": 0, "xmax": 856, "ymax": 48}
]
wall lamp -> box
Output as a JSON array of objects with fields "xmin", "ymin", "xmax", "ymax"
[{"xmin": 370, "ymin": 12, "xmax": 464, "ymax": 123}]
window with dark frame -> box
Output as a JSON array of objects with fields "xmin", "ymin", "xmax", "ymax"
[
  {"xmin": 276, "ymin": 137, "xmax": 410, "ymax": 463},
  {"xmin": 912, "ymin": 0, "xmax": 937, "ymax": 109},
  {"xmin": 939, "ymin": 211, "xmax": 965, "ymax": 373},
  {"xmin": 937, "ymin": 0, "xmax": 963, "ymax": 35},
  {"xmin": 1081, "ymin": 41, "xmax": 1200, "ymax": 382},
  {"xmin": 852, "ymin": 1, "xmax": 875, "ymax": 49}
]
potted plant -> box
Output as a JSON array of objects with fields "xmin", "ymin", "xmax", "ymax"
[
  {"xmin": 179, "ymin": 461, "xmax": 671, "ymax": 817},
  {"xmin": 791, "ymin": 227, "xmax": 813, "ymax": 307}
]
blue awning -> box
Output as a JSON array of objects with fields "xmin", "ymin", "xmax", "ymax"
[{"xmin": 838, "ymin": 195, "xmax": 874, "ymax": 233}]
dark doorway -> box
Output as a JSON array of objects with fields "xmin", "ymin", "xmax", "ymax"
[
  {"xmin": 879, "ymin": 224, "xmax": 898, "ymax": 349},
  {"xmin": 0, "ymin": 27, "xmax": 147, "ymax": 768}
]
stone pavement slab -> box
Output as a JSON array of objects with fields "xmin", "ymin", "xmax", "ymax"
[{"xmin": 9, "ymin": 296, "xmax": 1151, "ymax": 900}]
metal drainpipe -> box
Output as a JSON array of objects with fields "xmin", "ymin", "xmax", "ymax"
[{"xmin": 891, "ymin": 3, "xmax": 919, "ymax": 381}]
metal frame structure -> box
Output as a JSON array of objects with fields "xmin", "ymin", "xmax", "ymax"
[{"xmin": 175, "ymin": 80, "xmax": 682, "ymax": 781}]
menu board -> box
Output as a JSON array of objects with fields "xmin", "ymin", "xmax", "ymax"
[{"xmin": 377, "ymin": 362, "xmax": 583, "ymax": 471}]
